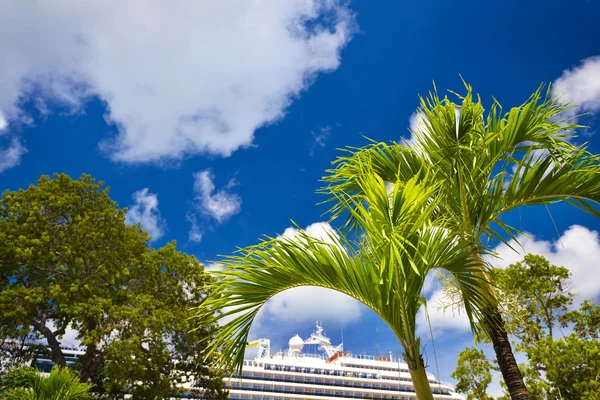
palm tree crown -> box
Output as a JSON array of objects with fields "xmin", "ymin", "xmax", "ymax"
[
  {"xmin": 321, "ymin": 83, "xmax": 600, "ymax": 400},
  {"xmin": 197, "ymin": 170, "xmax": 495, "ymax": 400}
]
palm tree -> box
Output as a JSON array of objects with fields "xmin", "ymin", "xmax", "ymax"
[
  {"xmin": 197, "ymin": 172, "xmax": 496, "ymax": 400},
  {"xmin": 321, "ymin": 83, "xmax": 600, "ymax": 400},
  {"xmin": 0, "ymin": 365, "xmax": 93, "ymax": 400}
]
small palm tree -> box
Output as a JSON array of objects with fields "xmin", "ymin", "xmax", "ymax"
[
  {"xmin": 321, "ymin": 83, "xmax": 600, "ymax": 399},
  {"xmin": 197, "ymin": 172, "xmax": 495, "ymax": 400},
  {"xmin": 0, "ymin": 365, "xmax": 93, "ymax": 400}
]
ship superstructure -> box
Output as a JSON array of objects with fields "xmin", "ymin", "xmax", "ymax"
[{"xmin": 226, "ymin": 323, "xmax": 464, "ymax": 400}]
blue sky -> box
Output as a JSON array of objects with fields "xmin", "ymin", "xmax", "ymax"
[{"xmin": 2, "ymin": 0, "xmax": 600, "ymax": 395}]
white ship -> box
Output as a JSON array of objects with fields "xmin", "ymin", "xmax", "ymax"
[{"xmin": 226, "ymin": 323, "xmax": 464, "ymax": 400}]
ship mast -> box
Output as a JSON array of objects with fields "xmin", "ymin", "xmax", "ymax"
[{"xmin": 303, "ymin": 322, "xmax": 343, "ymax": 358}]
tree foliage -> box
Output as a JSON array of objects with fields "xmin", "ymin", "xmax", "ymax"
[
  {"xmin": 529, "ymin": 335, "xmax": 600, "ymax": 400},
  {"xmin": 451, "ymin": 347, "xmax": 494, "ymax": 400},
  {"xmin": 493, "ymin": 254, "xmax": 572, "ymax": 351},
  {"xmin": 454, "ymin": 254, "xmax": 600, "ymax": 400},
  {"xmin": 0, "ymin": 173, "xmax": 225, "ymax": 399},
  {"xmin": 560, "ymin": 299, "xmax": 600, "ymax": 340}
]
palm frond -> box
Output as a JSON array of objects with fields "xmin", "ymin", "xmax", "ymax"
[
  {"xmin": 0, "ymin": 366, "xmax": 93, "ymax": 400},
  {"xmin": 196, "ymin": 173, "xmax": 482, "ymax": 376}
]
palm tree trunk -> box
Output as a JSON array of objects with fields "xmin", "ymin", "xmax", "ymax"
[
  {"xmin": 407, "ymin": 365, "xmax": 434, "ymax": 400},
  {"xmin": 471, "ymin": 254, "xmax": 530, "ymax": 400},
  {"xmin": 484, "ymin": 307, "xmax": 530, "ymax": 400},
  {"xmin": 403, "ymin": 340, "xmax": 434, "ymax": 400}
]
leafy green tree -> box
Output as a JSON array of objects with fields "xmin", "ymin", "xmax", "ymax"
[
  {"xmin": 0, "ymin": 365, "xmax": 93, "ymax": 400},
  {"xmin": 98, "ymin": 243, "xmax": 227, "ymax": 398},
  {"xmin": 321, "ymin": 83, "xmax": 600, "ymax": 399},
  {"xmin": 493, "ymin": 254, "xmax": 572, "ymax": 355},
  {"xmin": 476, "ymin": 254, "xmax": 599, "ymax": 400},
  {"xmin": 560, "ymin": 299, "xmax": 600, "ymax": 340},
  {"xmin": 451, "ymin": 347, "xmax": 494, "ymax": 400},
  {"xmin": 0, "ymin": 173, "xmax": 147, "ymax": 374},
  {"xmin": 197, "ymin": 172, "xmax": 496, "ymax": 400},
  {"xmin": 529, "ymin": 335, "xmax": 600, "ymax": 399},
  {"xmin": 0, "ymin": 174, "xmax": 225, "ymax": 399}
]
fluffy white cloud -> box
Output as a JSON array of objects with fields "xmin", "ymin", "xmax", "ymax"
[
  {"xmin": 487, "ymin": 224, "xmax": 600, "ymax": 303},
  {"xmin": 0, "ymin": 137, "xmax": 27, "ymax": 173},
  {"xmin": 281, "ymin": 221, "xmax": 340, "ymax": 246},
  {"xmin": 187, "ymin": 169, "xmax": 241, "ymax": 242},
  {"xmin": 124, "ymin": 188, "xmax": 165, "ymax": 241},
  {"xmin": 554, "ymin": 56, "xmax": 600, "ymax": 119},
  {"xmin": 261, "ymin": 286, "xmax": 363, "ymax": 325},
  {"xmin": 193, "ymin": 169, "xmax": 241, "ymax": 223},
  {"xmin": 0, "ymin": 1, "xmax": 354, "ymax": 164}
]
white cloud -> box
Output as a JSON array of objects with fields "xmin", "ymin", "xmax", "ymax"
[
  {"xmin": 261, "ymin": 286, "xmax": 364, "ymax": 326},
  {"xmin": 187, "ymin": 169, "xmax": 242, "ymax": 242},
  {"xmin": 44, "ymin": 321, "xmax": 81, "ymax": 349},
  {"xmin": 187, "ymin": 216, "xmax": 203, "ymax": 244},
  {"xmin": 281, "ymin": 221, "xmax": 341, "ymax": 246},
  {"xmin": 0, "ymin": 1, "xmax": 354, "ymax": 164},
  {"xmin": 408, "ymin": 111, "xmax": 427, "ymax": 137},
  {"xmin": 0, "ymin": 136, "xmax": 27, "ymax": 173},
  {"xmin": 487, "ymin": 224, "xmax": 600, "ymax": 303},
  {"xmin": 0, "ymin": 111, "xmax": 7, "ymax": 131},
  {"xmin": 554, "ymin": 56, "xmax": 600, "ymax": 119},
  {"xmin": 124, "ymin": 188, "xmax": 165, "ymax": 241},
  {"xmin": 405, "ymin": 112, "xmax": 434, "ymax": 163},
  {"xmin": 204, "ymin": 263, "xmax": 225, "ymax": 274},
  {"xmin": 193, "ymin": 169, "xmax": 242, "ymax": 223}
]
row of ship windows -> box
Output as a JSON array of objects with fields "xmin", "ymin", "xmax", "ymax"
[
  {"xmin": 237, "ymin": 370, "xmax": 444, "ymax": 387},
  {"xmin": 229, "ymin": 395, "xmax": 418, "ymax": 400},
  {"xmin": 229, "ymin": 396, "xmax": 417, "ymax": 400},
  {"xmin": 226, "ymin": 383, "xmax": 449, "ymax": 399},
  {"xmin": 342, "ymin": 364, "xmax": 410, "ymax": 373},
  {"xmin": 255, "ymin": 362, "xmax": 411, "ymax": 375},
  {"xmin": 225, "ymin": 380, "xmax": 450, "ymax": 396},
  {"xmin": 261, "ymin": 364, "xmax": 412, "ymax": 380},
  {"xmin": 235, "ymin": 372, "xmax": 411, "ymax": 386}
]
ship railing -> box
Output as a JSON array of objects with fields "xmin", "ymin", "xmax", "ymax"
[
  {"xmin": 431, "ymin": 380, "xmax": 456, "ymax": 390},
  {"xmin": 297, "ymin": 353, "xmax": 326, "ymax": 359},
  {"xmin": 338, "ymin": 353, "xmax": 377, "ymax": 360}
]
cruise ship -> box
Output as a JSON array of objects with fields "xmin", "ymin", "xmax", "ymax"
[
  {"xmin": 21, "ymin": 324, "xmax": 464, "ymax": 399},
  {"xmin": 226, "ymin": 324, "xmax": 464, "ymax": 400}
]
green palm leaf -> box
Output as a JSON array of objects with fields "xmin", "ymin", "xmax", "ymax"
[
  {"xmin": 196, "ymin": 172, "xmax": 496, "ymax": 400},
  {"xmin": 0, "ymin": 366, "xmax": 93, "ymax": 400},
  {"xmin": 319, "ymin": 81, "xmax": 600, "ymax": 400}
]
